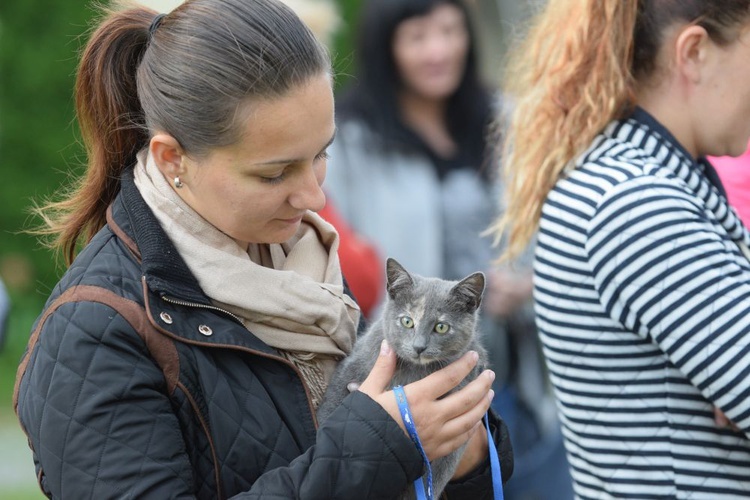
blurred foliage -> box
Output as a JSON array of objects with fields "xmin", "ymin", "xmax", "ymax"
[
  {"xmin": 0, "ymin": 2, "xmax": 92, "ymax": 296},
  {"xmin": 0, "ymin": 4, "xmax": 95, "ymax": 495},
  {"xmin": 0, "ymin": 3, "xmax": 94, "ymax": 416}
]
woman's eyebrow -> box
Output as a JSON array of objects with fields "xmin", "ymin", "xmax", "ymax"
[{"xmin": 254, "ymin": 130, "xmax": 336, "ymax": 166}]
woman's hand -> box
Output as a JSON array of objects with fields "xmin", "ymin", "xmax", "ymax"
[
  {"xmin": 358, "ymin": 340, "xmax": 495, "ymax": 462},
  {"xmin": 714, "ymin": 406, "xmax": 741, "ymax": 432},
  {"xmin": 484, "ymin": 268, "xmax": 533, "ymax": 318},
  {"xmin": 450, "ymin": 417, "xmax": 489, "ymax": 479}
]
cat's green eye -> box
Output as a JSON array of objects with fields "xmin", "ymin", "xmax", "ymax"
[
  {"xmin": 400, "ymin": 316, "xmax": 415, "ymax": 329},
  {"xmin": 434, "ymin": 322, "xmax": 450, "ymax": 334}
]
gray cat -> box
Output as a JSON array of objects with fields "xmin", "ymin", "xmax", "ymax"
[{"xmin": 317, "ymin": 258, "xmax": 488, "ymax": 500}]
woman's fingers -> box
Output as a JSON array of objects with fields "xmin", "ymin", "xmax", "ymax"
[
  {"xmin": 358, "ymin": 340, "xmax": 397, "ymax": 395},
  {"xmin": 409, "ymin": 350, "xmax": 480, "ymax": 400},
  {"xmin": 451, "ymin": 422, "xmax": 489, "ymax": 479},
  {"xmin": 357, "ymin": 340, "xmax": 407, "ymax": 431},
  {"xmin": 347, "ymin": 382, "xmax": 360, "ymax": 392},
  {"xmin": 437, "ymin": 369, "xmax": 495, "ymax": 420},
  {"xmin": 437, "ymin": 386, "xmax": 494, "ymax": 441},
  {"xmin": 419, "ymin": 383, "xmax": 493, "ymax": 460},
  {"xmin": 714, "ymin": 406, "xmax": 741, "ymax": 432},
  {"xmin": 359, "ymin": 345, "xmax": 494, "ymax": 461},
  {"xmin": 403, "ymin": 365, "xmax": 495, "ymax": 461},
  {"xmin": 423, "ymin": 416, "xmax": 486, "ymax": 462},
  {"xmin": 714, "ymin": 406, "xmax": 730, "ymax": 427}
]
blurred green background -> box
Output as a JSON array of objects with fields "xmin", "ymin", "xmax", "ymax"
[
  {"xmin": 1, "ymin": 4, "xmax": 95, "ymax": 496},
  {"xmin": 0, "ymin": 0, "xmax": 518, "ymax": 497}
]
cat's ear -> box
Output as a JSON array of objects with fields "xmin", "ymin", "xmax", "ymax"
[
  {"xmin": 386, "ymin": 258, "xmax": 414, "ymax": 299},
  {"xmin": 450, "ymin": 272, "xmax": 485, "ymax": 312}
]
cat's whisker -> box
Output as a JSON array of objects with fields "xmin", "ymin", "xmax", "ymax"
[{"xmin": 436, "ymin": 359, "xmax": 450, "ymax": 371}]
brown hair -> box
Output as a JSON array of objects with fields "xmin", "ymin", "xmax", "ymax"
[
  {"xmin": 34, "ymin": 0, "xmax": 330, "ymax": 265},
  {"xmin": 492, "ymin": 0, "xmax": 750, "ymax": 260}
]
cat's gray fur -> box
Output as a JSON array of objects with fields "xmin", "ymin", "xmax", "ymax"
[{"xmin": 317, "ymin": 258, "xmax": 488, "ymax": 500}]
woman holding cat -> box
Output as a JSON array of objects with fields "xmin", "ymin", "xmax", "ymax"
[
  {"xmin": 13, "ymin": 1, "xmax": 512, "ymax": 498},
  {"xmin": 496, "ymin": 0, "xmax": 750, "ymax": 497},
  {"xmin": 318, "ymin": 258, "xmax": 491, "ymax": 499}
]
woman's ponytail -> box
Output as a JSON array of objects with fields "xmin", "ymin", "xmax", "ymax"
[
  {"xmin": 492, "ymin": 0, "xmax": 638, "ymax": 260},
  {"xmin": 34, "ymin": 6, "xmax": 155, "ymax": 265}
]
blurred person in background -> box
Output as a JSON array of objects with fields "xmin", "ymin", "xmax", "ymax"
[
  {"xmin": 324, "ymin": 0, "xmax": 571, "ymax": 498},
  {"xmin": 496, "ymin": 0, "xmax": 750, "ymax": 497},
  {"xmin": 710, "ymin": 139, "xmax": 750, "ymax": 225},
  {"xmin": 280, "ymin": 0, "xmax": 385, "ymax": 318},
  {"xmin": 13, "ymin": 0, "xmax": 512, "ymax": 497}
]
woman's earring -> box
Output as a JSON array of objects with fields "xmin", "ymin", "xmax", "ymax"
[{"xmin": 174, "ymin": 177, "xmax": 184, "ymax": 189}]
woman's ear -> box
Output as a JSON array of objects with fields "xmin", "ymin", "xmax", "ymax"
[
  {"xmin": 149, "ymin": 133, "xmax": 185, "ymax": 180},
  {"xmin": 674, "ymin": 24, "xmax": 711, "ymax": 85}
]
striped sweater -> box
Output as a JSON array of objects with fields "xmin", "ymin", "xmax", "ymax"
[{"xmin": 535, "ymin": 108, "xmax": 750, "ymax": 499}]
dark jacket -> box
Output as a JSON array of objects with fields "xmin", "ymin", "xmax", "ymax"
[{"xmin": 14, "ymin": 170, "xmax": 513, "ymax": 499}]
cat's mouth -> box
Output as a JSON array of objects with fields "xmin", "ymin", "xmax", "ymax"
[{"xmin": 411, "ymin": 353, "xmax": 437, "ymax": 365}]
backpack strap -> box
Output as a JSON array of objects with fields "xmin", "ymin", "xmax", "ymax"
[{"xmin": 13, "ymin": 285, "xmax": 180, "ymax": 414}]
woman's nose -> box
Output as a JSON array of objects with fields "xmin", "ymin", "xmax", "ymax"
[
  {"xmin": 289, "ymin": 163, "xmax": 326, "ymax": 212},
  {"xmin": 423, "ymin": 33, "xmax": 452, "ymax": 62}
]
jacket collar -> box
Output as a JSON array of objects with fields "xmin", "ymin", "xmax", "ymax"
[
  {"xmin": 603, "ymin": 107, "xmax": 750, "ymax": 246},
  {"xmin": 628, "ymin": 106, "xmax": 728, "ymax": 199},
  {"xmin": 109, "ymin": 169, "xmax": 298, "ymax": 358},
  {"xmin": 112, "ymin": 168, "xmax": 212, "ymax": 305}
]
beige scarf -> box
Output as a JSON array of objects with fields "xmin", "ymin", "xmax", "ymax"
[{"xmin": 133, "ymin": 151, "xmax": 360, "ymax": 408}]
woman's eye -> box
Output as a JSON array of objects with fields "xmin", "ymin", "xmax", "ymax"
[
  {"xmin": 260, "ymin": 171, "xmax": 286, "ymax": 184},
  {"xmin": 315, "ymin": 150, "xmax": 330, "ymax": 161},
  {"xmin": 400, "ymin": 316, "xmax": 415, "ymax": 328},
  {"xmin": 434, "ymin": 323, "xmax": 450, "ymax": 334},
  {"xmin": 404, "ymin": 29, "xmax": 425, "ymax": 44}
]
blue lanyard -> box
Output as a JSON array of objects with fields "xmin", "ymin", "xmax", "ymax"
[
  {"xmin": 393, "ymin": 385, "xmax": 433, "ymax": 500},
  {"xmin": 392, "ymin": 385, "xmax": 504, "ymax": 500},
  {"xmin": 486, "ymin": 412, "xmax": 504, "ymax": 500}
]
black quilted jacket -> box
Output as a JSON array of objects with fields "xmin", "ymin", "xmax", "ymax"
[{"xmin": 14, "ymin": 170, "xmax": 513, "ymax": 499}]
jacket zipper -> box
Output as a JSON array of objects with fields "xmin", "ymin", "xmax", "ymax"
[
  {"xmin": 155, "ymin": 290, "xmax": 319, "ymax": 427},
  {"xmin": 152, "ymin": 289, "xmax": 321, "ymax": 496},
  {"xmin": 160, "ymin": 295, "xmax": 245, "ymax": 325}
]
